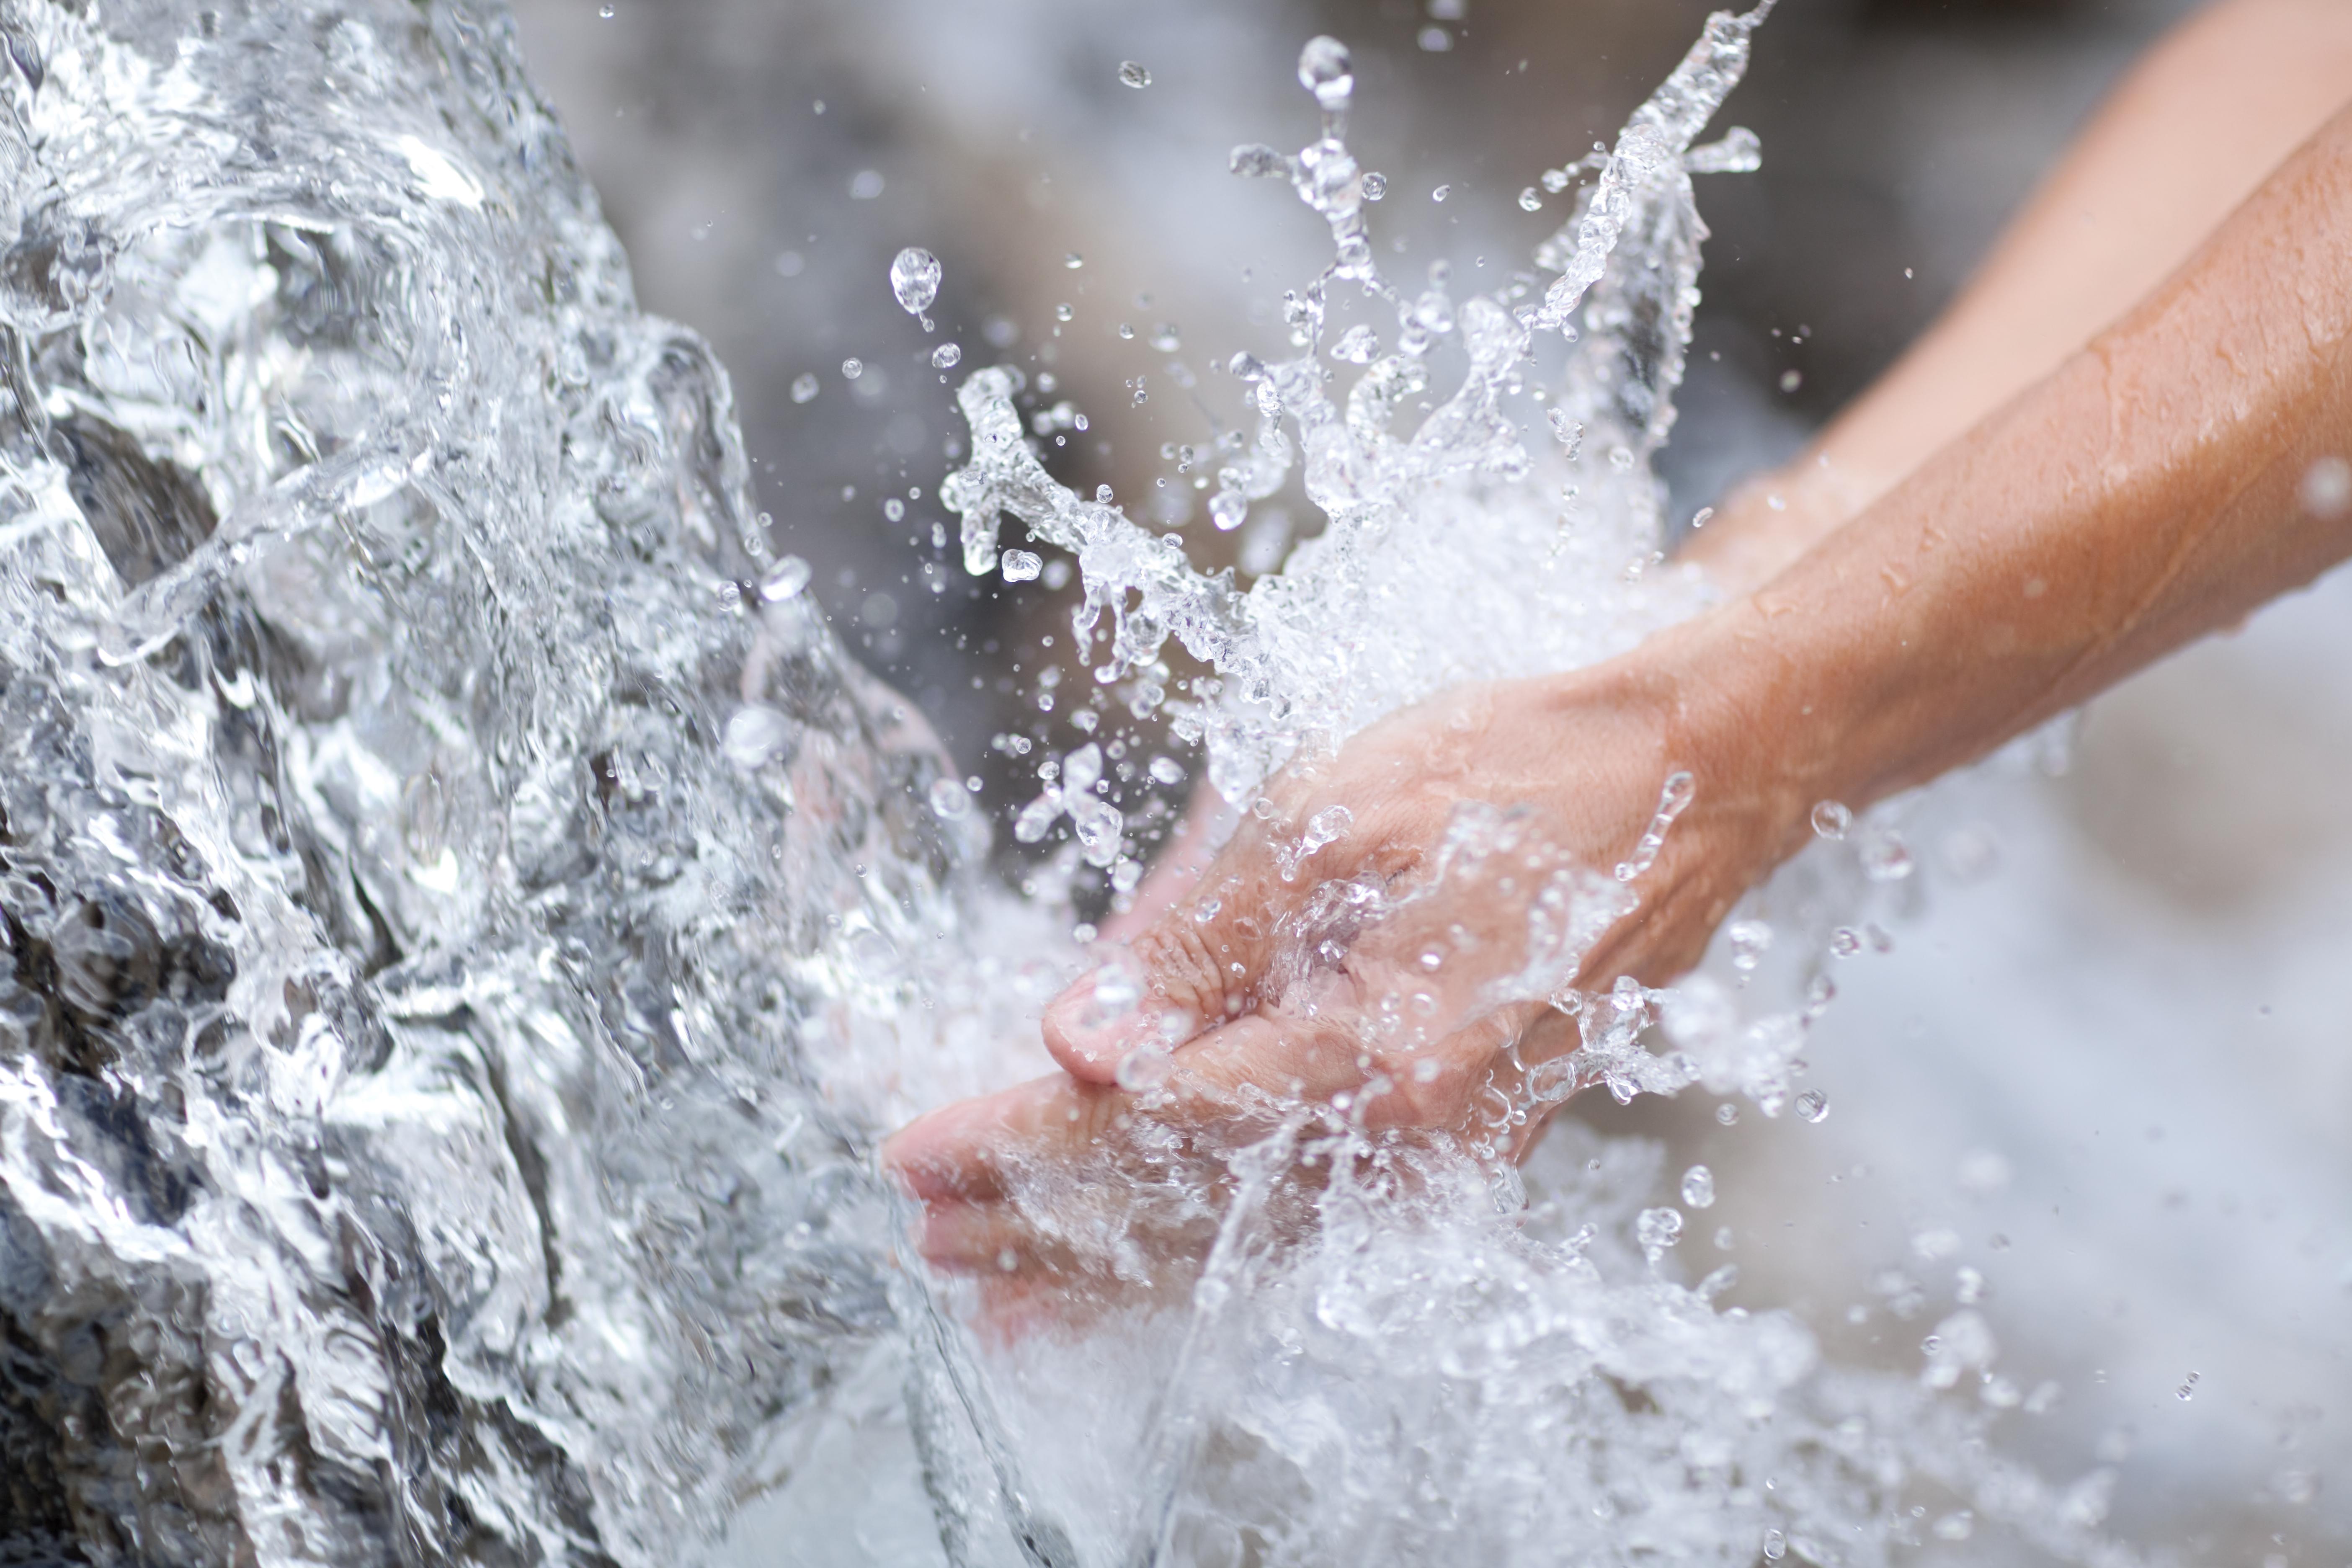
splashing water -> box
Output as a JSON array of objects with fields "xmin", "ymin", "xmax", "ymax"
[{"xmin": 0, "ymin": 1, "xmax": 2157, "ymax": 1565}]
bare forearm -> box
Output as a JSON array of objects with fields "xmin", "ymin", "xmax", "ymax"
[
  {"xmin": 1677, "ymin": 100, "xmax": 2352, "ymax": 838},
  {"xmin": 1688, "ymin": 0, "xmax": 2352, "ymax": 596}
]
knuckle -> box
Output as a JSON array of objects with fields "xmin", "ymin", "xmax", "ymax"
[{"xmin": 1132, "ymin": 918, "xmax": 1236, "ymax": 1015}]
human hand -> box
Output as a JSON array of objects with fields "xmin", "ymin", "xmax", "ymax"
[{"xmin": 883, "ymin": 642, "xmax": 1801, "ymax": 1315}]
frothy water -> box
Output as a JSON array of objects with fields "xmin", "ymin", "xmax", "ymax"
[{"xmin": 0, "ymin": 1, "xmax": 2167, "ymax": 1563}]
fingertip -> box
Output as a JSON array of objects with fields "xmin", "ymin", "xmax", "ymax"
[{"xmin": 1040, "ymin": 982, "xmax": 1126, "ymax": 1084}]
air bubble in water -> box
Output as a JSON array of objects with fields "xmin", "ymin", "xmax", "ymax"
[
  {"xmin": 888, "ymin": 247, "xmax": 941, "ymax": 315},
  {"xmin": 790, "ymin": 373, "xmax": 820, "ymax": 402},
  {"xmin": 1297, "ymin": 36, "xmax": 1354, "ymax": 111},
  {"xmin": 1797, "ymin": 1090, "xmax": 1830, "ymax": 1123},
  {"xmin": 1001, "ymin": 550, "xmax": 1043, "ymax": 583},
  {"xmin": 1811, "ymin": 799, "xmax": 1852, "ymax": 840},
  {"xmin": 1681, "ymin": 1165, "xmax": 1715, "ymax": 1209},
  {"xmin": 931, "ymin": 342, "xmax": 962, "ymax": 369},
  {"xmin": 1117, "ymin": 60, "xmax": 1152, "ymax": 89}
]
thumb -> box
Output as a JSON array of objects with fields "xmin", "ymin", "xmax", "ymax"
[{"xmin": 1041, "ymin": 848, "xmax": 1281, "ymax": 1083}]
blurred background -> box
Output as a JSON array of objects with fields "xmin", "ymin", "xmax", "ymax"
[{"xmin": 508, "ymin": 0, "xmax": 2349, "ymax": 1560}]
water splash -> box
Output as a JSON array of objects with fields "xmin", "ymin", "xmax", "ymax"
[{"xmin": 0, "ymin": 1, "xmax": 2156, "ymax": 1564}]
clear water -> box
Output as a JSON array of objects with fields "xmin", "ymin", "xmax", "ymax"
[{"xmin": 0, "ymin": 1, "xmax": 2185, "ymax": 1563}]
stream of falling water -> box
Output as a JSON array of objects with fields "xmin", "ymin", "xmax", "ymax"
[{"xmin": 0, "ymin": 1, "xmax": 2163, "ymax": 1564}]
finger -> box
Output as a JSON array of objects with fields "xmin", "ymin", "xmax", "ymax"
[
  {"xmin": 1100, "ymin": 787, "xmax": 1236, "ymax": 941},
  {"xmin": 881, "ymin": 1074, "xmax": 1123, "ymax": 1202},
  {"xmin": 1041, "ymin": 839, "xmax": 1284, "ymax": 1081}
]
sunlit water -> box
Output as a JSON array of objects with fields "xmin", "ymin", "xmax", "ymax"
[{"xmin": 0, "ymin": 1, "xmax": 2308, "ymax": 1564}]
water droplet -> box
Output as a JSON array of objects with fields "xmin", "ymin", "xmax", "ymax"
[
  {"xmin": 1681, "ymin": 1165, "xmax": 1716, "ymax": 1209},
  {"xmin": 2303, "ymin": 456, "xmax": 2352, "ymax": 519},
  {"xmin": 1715, "ymin": 1102, "xmax": 1739, "ymax": 1127},
  {"xmin": 1517, "ymin": 186, "xmax": 1542, "ymax": 212},
  {"xmin": 758, "ymin": 557, "xmax": 811, "ymax": 601},
  {"xmin": 1762, "ymin": 1528, "xmax": 1786, "ymax": 1560},
  {"xmin": 1636, "ymin": 1207, "xmax": 1684, "ymax": 1258},
  {"xmin": 1796, "ymin": 1089, "xmax": 1830, "ymax": 1124},
  {"xmin": 1055, "ymin": 303, "xmax": 1075, "ymax": 322},
  {"xmin": 1116, "ymin": 1041, "xmax": 1173, "ymax": 1090},
  {"xmin": 848, "ymin": 169, "xmax": 885, "ymax": 200},
  {"xmin": 841, "ymin": 357, "xmax": 864, "ymax": 380},
  {"xmin": 722, "ymin": 706, "xmax": 794, "ymax": 770},
  {"xmin": 927, "ymin": 778, "xmax": 969, "ymax": 820},
  {"xmin": 931, "ymin": 342, "xmax": 962, "ymax": 369},
  {"xmin": 1001, "ymin": 550, "xmax": 1042, "ymax": 583},
  {"xmin": 1860, "ymin": 830, "xmax": 1914, "ymax": 881},
  {"xmin": 1362, "ymin": 171, "xmax": 1387, "ymax": 200},
  {"xmin": 1332, "ymin": 323, "xmax": 1379, "ymax": 364},
  {"xmin": 1192, "ymin": 897, "xmax": 1221, "ymax": 923},
  {"xmin": 1727, "ymin": 918, "xmax": 1773, "ymax": 972},
  {"xmin": 1417, "ymin": 25, "xmax": 1453, "ymax": 52},
  {"xmin": 1210, "ymin": 490, "xmax": 1248, "ymax": 531},
  {"xmin": 1431, "ymin": 183, "xmax": 1451, "ymax": 203},
  {"xmin": 597, "ymin": 3, "xmax": 614, "ymax": 16},
  {"xmin": 888, "ymin": 247, "xmax": 941, "ymax": 315},
  {"xmin": 1810, "ymin": 799, "xmax": 1852, "ymax": 840},
  {"xmin": 1297, "ymin": 36, "xmax": 1354, "ymax": 111},
  {"xmin": 1829, "ymin": 927, "xmax": 1862, "ymax": 958},
  {"xmin": 790, "ymin": 373, "xmax": 820, "ymax": 403},
  {"xmin": 1117, "ymin": 59, "xmax": 1152, "ymax": 89},
  {"xmin": 1779, "ymin": 368, "xmax": 1803, "ymax": 393}
]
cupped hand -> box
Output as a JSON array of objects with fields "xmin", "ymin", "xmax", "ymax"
[{"xmin": 883, "ymin": 639, "xmax": 1800, "ymax": 1315}]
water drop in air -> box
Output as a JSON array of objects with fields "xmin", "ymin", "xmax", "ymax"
[
  {"xmin": 1431, "ymin": 183, "xmax": 1451, "ymax": 202},
  {"xmin": 841, "ymin": 357, "xmax": 863, "ymax": 380},
  {"xmin": 1001, "ymin": 550, "xmax": 1043, "ymax": 583},
  {"xmin": 1811, "ymin": 800, "xmax": 1852, "ymax": 840},
  {"xmin": 888, "ymin": 247, "xmax": 941, "ymax": 315},
  {"xmin": 1681, "ymin": 1165, "xmax": 1716, "ymax": 1209},
  {"xmin": 1518, "ymin": 186, "xmax": 1542, "ymax": 211},
  {"xmin": 932, "ymin": 342, "xmax": 962, "ymax": 369},
  {"xmin": 1297, "ymin": 36, "xmax": 1354, "ymax": 111},
  {"xmin": 1117, "ymin": 60, "xmax": 1152, "ymax": 89},
  {"xmin": 1797, "ymin": 1090, "xmax": 1831, "ymax": 1124},
  {"xmin": 790, "ymin": 372, "xmax": 819, "ymax": 403},
  {"xmin": 1362, "ymin": 170, "xmax": 1387, "ymax": 200}
]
